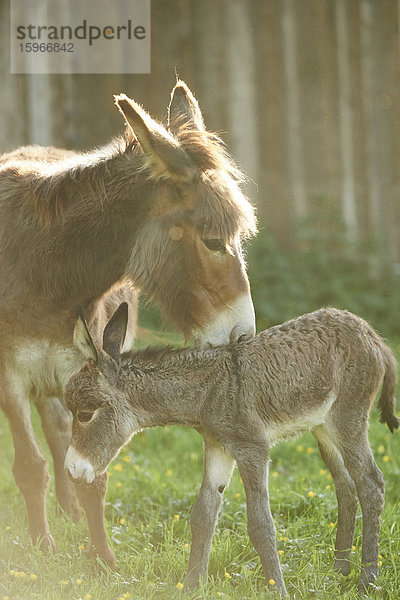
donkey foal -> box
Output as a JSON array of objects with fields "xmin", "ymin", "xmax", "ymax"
[{"xmin": 65, "ymin": 305, "xmax": 398, "ymax": 595}]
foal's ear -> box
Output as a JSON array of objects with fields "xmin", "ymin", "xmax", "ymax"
[
  {"xmin": 168, "ymin": 80, "xmax": 205, "ymax": 134},
  {"xmin": 102, "ymin": 302, "xmax": 129, "ymax": 364},
  {"xmin": 74, "ymin": 311, "xmax": 98, "ymax": 362},
  {"xmin": 114, "ymin": 93, "xmax": 197, "ymax": 183}
]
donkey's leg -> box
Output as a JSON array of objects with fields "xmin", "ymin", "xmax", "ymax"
[
  {"xmin": 186, "ymin": 443, "xmax": 235, "ymax": 589},
  {"xmin": 35, "ymin": 396, "xmax": 80, "ymax": 520},
  {"xmin": 335, "ymin": 430, "xmax": 384, "ymax": 592},
  {"xmin": 235, "ymin": 445, "xmax": 287, "ymax": 596},
  {"xmin": 74, "ymin": 472, "xmax": 116, "ymax": 569},
  {"xmin": 312, "ymin": 425, "xmax": 358, "ymax": 576},
  {"xmin": 2, "ymin": 392, "xmax": 55, "ymax": 552}
]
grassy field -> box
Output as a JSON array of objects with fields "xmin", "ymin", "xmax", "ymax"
[{"xmin": 0, "ymin": 330, "xmax": 399, "ymax": 600}]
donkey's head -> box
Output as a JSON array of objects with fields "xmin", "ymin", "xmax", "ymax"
[
  {"xmin": 65, "ymin": 304, "xmax": 135, "ymax": 483},
  {"xmin": 115, "ymin": 81, "xmax": 257, "ymax": 346}
]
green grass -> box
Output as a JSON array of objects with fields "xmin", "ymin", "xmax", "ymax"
[{"xmin": 0, "ymin": 329, "xmax": 399, "ymax": 600}]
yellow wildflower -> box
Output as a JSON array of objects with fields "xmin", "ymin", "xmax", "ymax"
[
  {"xmin": 296, "ymin": 445, "xmax": 304, "ymax": 452},
  {"xmin": 173, "ymin": 514, "xmax": 180, "ymax": 522},
  {"xmin": 326, "ymin": 485, "xmax": 331, "ymax": 490},
  {"xmin": 329, "ymin": 522, "xmax": 335, "ymax": 528},
  {"xmin": 182, "ymin": 543, "xmax": 189, "ymax": 549},
  {"xmin": 30, "ymin": 573, "xmax": 38, "ymax": 580},
  {"xmin": 278, "ymin": 550, "xmax": 284, "ymax": 555},
  {"xmin": 119, "ymin": 518, "xmax": 126, "ymax": 525},
  {"xmin": 79, "ymin": 543, "xmax": 85, "ymax": 551},
  {"xmin": 271, "ymin": 471, "xmax": 279, "ymax": 478},
  {"xmin": 377, "ymin": 445, "xmax": 385, "ymax": 454},
  {"xmin": 116, "ymin": 482, "xmax": 122, "ymax": 488},
  {"xmin": 269, "ymin": 579, "xmax": 276, "ymax": 586},
  {"xmin": 166, "ymin": 469, "xmax": 173, "ymax": 476},
  {"xmin": 308, "ymin": 491, "xmax": 315, "ymax": 498},
  {"xmin": 383, "ymin": 455, "xmax": 390, "ymax": 463},
  {"xmin": 85, "ymin": 595, "xmax": 92, "ymax": 600},
  {"xmin": 176, "ymin": 582, "xmax": 184, "ymax": 589},
  {"xmin": 76, "ymin": 578, "xmax": 82, "ymax": 585},
  {"xmin": 235, "ymin": 492, "xmax": 241, "ymax": 498},
  {"xmin": 114, "ymin": 464, "xmax": 123, "ymax": 472},
  {"xmin": 224, "ymin": 571, "xmax": 231, "ymax": 579},
  {"xmin": 123, "ymin": 593, "xmax": 131, "ymax": 599},
  {"xmin": 306, "ymin": 447, "xmax": 314, "ymax": 454},
  {"xmin": 5, "ymin": 526, "xmax": 11, "ymax": 532},
  {"xmin": 123, "ymin": 456, "xmax": 131, "ymax": 463}
]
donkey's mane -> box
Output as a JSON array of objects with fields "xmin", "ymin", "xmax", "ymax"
[
  {"xmin": 3, "ymin": 113, "xmax": 256, "ymax": 239},
  {"xmin": 122, "ymin": 343, "xmax": 224, "ymax": 373}
]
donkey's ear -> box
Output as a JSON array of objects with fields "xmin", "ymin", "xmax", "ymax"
[
  {"xmin": 114, "ymin": 93, "xmax": 197, "ymax": 183},
  {"xmin": 168, "ymin": 80, "xmax": 205, "ymax": 134},
  {"xmin": 102, "ymin": 302, "xmax": 129, "ymax": 364},
  {"xmin": 74, "ymin": 311, "xmax": 98, "ymax": 362}
]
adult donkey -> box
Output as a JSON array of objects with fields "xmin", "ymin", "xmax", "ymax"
[{"xmin": 0, "ymin": 81, "xmax": 256, "ymax": 566}]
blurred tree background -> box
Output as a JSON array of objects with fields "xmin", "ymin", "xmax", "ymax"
[{"xmin": 1, "ymin": 0, "xmax": 399, "ymax": 337}]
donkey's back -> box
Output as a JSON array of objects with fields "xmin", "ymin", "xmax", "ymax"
[{"xmin": 233, "ymin": 307, "xmax": 398, "ymax": 441}]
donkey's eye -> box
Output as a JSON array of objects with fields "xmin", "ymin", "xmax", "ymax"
[
  {"xmin": 77, "ymin": 410, "xmax": 95, "ymax": 424},
  {"xmin": 202, "ymin": 238, "xmax": 226, "ymax": 253}
]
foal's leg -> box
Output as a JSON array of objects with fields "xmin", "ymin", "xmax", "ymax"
[
  {"xmin": 312, "ymin": 425, "xmax": 358, "ymax": 576},
  {"xmin": 35, "ymin": 396, "xmax": 80, "ymax": 520},
  {"xmin": 2, "ymin": 391, "xmax": 55, "ymax": 552},
  {"xmin": 335, "ymin": 429, "xmax": 384, "ymax": 592},
  {"xmin": 186, "ymin": 443, "xmax": 235, "ymax": 588},
  {"xmin": 235, "ymin": 445, "xmax": 287, "ymax": 596},
  {"xmin": 74, "ymin": 472, "xmax": 116, "ymax": 569}
]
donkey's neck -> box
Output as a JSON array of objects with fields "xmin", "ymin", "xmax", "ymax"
[{"xmin": 121, "ymin": 347, "xmax": 232, "ymax": 430}]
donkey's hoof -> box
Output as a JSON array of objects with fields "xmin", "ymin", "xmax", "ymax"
[
  {"xmin": 39, "ymin": 533, "xmax": 57, "ymax": 554},
  {"xmin": 90, "ymin": 547, "xmax": 116, "ymax": 572},
  {"xmin": 56, "ymin": 479, "xmax": 82, "ymax": 521},
  {"xmin": 57, "ymin": 494, "xmax": 81, "ymax": 522}
]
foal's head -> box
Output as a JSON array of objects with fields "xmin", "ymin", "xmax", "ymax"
[
  {"xmin": 115, "ymin": 81, "xmax": 257, "ymax": 346},
  {"xmin": 65, "ymin": 304, "xmax": 141, "ymax": 483}
]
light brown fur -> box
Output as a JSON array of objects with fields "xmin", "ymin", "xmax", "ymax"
[{"xmin": 0, "ymin": 81, "xmax": 256, "ymax": 562}]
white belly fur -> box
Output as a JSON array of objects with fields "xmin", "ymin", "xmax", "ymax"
[{"xmin": 266, "ymin": 392, "xmax": 337, "ymax": 445}]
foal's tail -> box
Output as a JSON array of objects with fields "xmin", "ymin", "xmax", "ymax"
[{"xmin": 378, "ymin": 344, "xmax": 399, "ymax": 433}]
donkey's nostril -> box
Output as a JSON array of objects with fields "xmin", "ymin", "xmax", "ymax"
[{"xmin": 230, "ymin": 324, "xmax": 255, "ymax": 344}]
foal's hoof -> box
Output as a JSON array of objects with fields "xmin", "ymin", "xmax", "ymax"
[
  {"xmin": 334, "ymin": 557, "xmax": 351, "ymax": 577},
  {"xmin": 358, "ymin": 569, "xmax": 378, "ymax": 596}
]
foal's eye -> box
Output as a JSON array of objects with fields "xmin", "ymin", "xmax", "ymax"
[
  {"xmin": 202, "ymin": 238, "xmax": 226, "ymax": 253},
  {"xmin": 76, "ymin": 410, "xmax": 95, "ymax": 424}
]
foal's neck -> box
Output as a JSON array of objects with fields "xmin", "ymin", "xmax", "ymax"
[{"xmin": 121, "ymin": 346, "xmax": 232, "ymax": 430}]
